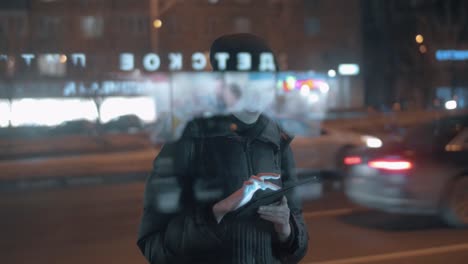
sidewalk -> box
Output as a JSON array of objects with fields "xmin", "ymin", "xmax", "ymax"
[
  {"xmin": 0, "ymin": 132, "xmax": 152, "ymax": 160},
  {"xmin": 0, "ymin": 148, "xmax": 159, "ymax": 192}
]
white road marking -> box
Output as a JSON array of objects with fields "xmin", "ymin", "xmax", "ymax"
[
  {"xmin": 305, "ymin": 243, "xmax": 468, "ymax": 264},
  {"xmin": 303, "ymin": 208, "xmax": 356, "ymax": 218}
]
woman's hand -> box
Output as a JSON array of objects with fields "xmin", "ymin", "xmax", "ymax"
[{"xmin": 257, "ymin": 196, "xmax": 291, "ymax": 242}]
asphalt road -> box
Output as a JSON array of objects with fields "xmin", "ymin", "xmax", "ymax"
[{"xmin": 1, "ymin": 183, "xmax": 468, "ymax": 264}]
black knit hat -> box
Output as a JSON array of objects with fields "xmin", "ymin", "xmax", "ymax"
[{"xmin": 209, "ymin": 33, "xmax": 278, "ymax": 71}]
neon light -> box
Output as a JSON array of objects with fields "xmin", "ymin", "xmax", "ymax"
[
  {"xmin": 259, "ymin": 52, "xmax": 276, "ymax": 71},
  {"xmin": 2, "ymin": 52, "xmax": 278, "ymax": 72},
  {"xmin": 338, "ymin": 64, "xmax": 360, "ymax": 75},
  {"xmin": 237, "ymin": 52, "xmax": 252, "ymax": 71},
  {"xmin": 436, "ymin": 50, "xmax": 468, "ymax": 61},
  {"xmin": 143, "ymin": 53, "xmax": 161, "ymax": 71},
  {"xmin": 192, "ymin": 52, "xmax": 207, "ymax": 71},
  {"xmin": 285, "ymin": 76, "xmax": 296, "ymax": 91}
]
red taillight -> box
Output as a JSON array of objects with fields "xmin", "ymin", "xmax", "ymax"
[
  {"xmin": 368, "ymin": 159, "xmax": 413, "ymax": 171},
  {"xmin": 344, "ymin": 156, "xmax": 362, "ymax": 165}
]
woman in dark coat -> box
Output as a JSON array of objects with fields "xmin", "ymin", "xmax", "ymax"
[{"xmin": 137, "ymin": 33, "xmax": 309, "ymax": 264}]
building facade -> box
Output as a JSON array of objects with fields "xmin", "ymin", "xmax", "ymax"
[
  {"xmin": 1, "ymin": 0, "xmax": 364, "ymax": 110},
  {"xmin": 362, "ymin": 0, "xmax": 468, "ymax": 110}
]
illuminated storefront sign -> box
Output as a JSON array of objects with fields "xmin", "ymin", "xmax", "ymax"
[
  {"xmin": 0, "ymin": 52, "xmax": 276, "ymax": 72},
  {"xmin": 338, "ymin": 64, "xmax": 360, "ymax": 76},
  {"xmin": 62, "ymin": 80, "xmax": 160, "ymax": 97},
  {"xmin": 12, "ymin": 53, "xmax": 87, "ymax": 67},
  {"xmin": 435, "ymin": 50, "xmax": 468, "ymax": 61},
  {"xmin": 0, "ymin": 80, "xmax": 164, "ymax": 98},
  {"xmin": 119, "ymin": 51, "xmax": 276, "ymax": 71}
]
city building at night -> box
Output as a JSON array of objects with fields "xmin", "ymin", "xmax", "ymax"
[
  {"xmin": 1, "ymin": 0, "xmax": 365, "ymax": 129},
  {"xmin": 362, "ymin": 0, "xmax": 468, "ymax": 110}
]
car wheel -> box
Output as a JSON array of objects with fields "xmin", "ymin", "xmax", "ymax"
[{"xmin": 442, "ymin": 177, "xmax": 468, "ymax": 228}]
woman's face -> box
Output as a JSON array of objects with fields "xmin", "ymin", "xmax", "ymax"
[
  {"xmin": 222, "ymin": 87, "xmax": 240, "ymax": 109},
  {"xmin": 233, "ymin": 110, "xmax": 262, "ymax": 124}
]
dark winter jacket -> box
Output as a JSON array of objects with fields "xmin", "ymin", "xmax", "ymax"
[{"xmin": 137, "ymin": 114, "xmax": 309, "ymax": 264}]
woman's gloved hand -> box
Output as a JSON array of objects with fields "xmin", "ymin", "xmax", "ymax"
[
  {"xmin": 212, "ymin": 173, "xmax": 281, "ymax": 223},
  {"xmin": 257, "ymin": 196, "xmax": 291, "ymax": 242}
]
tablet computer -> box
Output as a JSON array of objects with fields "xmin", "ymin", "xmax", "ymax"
[{"xmin": 227, "ymin": 177, "xmax": 318, "ymax": 219}]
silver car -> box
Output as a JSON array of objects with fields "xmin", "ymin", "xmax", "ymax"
[{"xmin": 344, "ymin": 115, "xmax": 468, "ymax": 227}]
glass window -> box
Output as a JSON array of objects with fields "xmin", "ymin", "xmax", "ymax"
[
  {"xmin": 233, "ymin": 16, "xmax": 251, "ymax": 33},
  {"xmin": 37, "ymin": 54, "xmax": 67, "ymax": 77},
  {"xmin": 304, "ymin": 17, "xmax": 320, "ymax": 36},
  {"xmin": 37, "ymin": 16, "xmax": 62, "ymax": 38},
  {"xmin": 81, "ymin": 16, "xmax": 104, "ymax": 38},
  {"xmin": 0, "ymin": 18, "xmax": 7, "ymax": 35},
  {"xmin": 16, "ymin": 17, "xmax": 26, "ymax": 36}
]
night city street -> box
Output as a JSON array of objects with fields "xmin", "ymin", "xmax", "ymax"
[
  {"xmin": 2, "ymin": 182, "xmax": 468, "ymax": 264},
  {"xmin": 2, "ymin": 0, "xmax": 468, "ymax": 263}
]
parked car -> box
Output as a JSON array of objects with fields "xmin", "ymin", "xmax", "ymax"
[
  {"xmin": 344, "ymin": 115, "xmax": 468, "ymax": 227},
  {"xmin": 275, "ymin": 117, "xmax": 383, "ymax": 175},
  {"xmin": 49, "ymin": 119, "xmax": 97, "ymax": 136},
  {"xmin": 103, "ymin": 114, "xmax": 143, "ymax": 134}
]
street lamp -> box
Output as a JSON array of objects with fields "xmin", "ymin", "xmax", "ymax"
[
  {"xmin": 59, "ymin": 54, "xmax": 67, "ymax": 63},
  {"xmin": 415, "ymin": 34, "xmax": 424, "ymax": 44},
  {"xmin": 419, "ymin": 45, "xmax": 427, "ymax": 54},
  {"xmin": 153, "ymin": 19, "xmax": 163, "ymax": 29}
]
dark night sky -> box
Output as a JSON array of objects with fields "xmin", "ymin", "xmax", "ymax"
[{"xmin": 0, "ymin": 0, "xmax": 30, "ymax": 10}]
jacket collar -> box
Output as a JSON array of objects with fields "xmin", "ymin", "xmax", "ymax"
[{"xmin": 189, "ymin": 114, "xmax": 292, "ymax": 149}]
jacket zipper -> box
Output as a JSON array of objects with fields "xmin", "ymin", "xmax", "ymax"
[{"xmin": 244, "ymin": 139, "xmax": 253, "ymax": 178}]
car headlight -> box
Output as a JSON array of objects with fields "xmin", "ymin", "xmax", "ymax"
[{"xmin": 361, "ymin": 135, "xmax": 383, "ymax": 148}]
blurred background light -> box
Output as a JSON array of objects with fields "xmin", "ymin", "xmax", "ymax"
[
  {"xmin": 60, "ymin": 54, "xmax": 67, "ymax": 63},
  {"xmin": 415, "ymin": 34, "xmax": 424, "ymax": 44},
  {"xmin": 100, "ymin": 97, "xmax": 156, "ymax": 123},
  {"xmin": 435, "ymin": 50, "xmax": 468, "ymax": 61},
  {"xmin": 38, "ymin": 54, "xmax": 67, "ymax": 77},
  {"xmin": 419, "ymin": 45, "xmax": 427, "ymax": 54},
  {"xmin": 361, "ymin": 135, "xmax": 383, "ymax": 148},
  {"xmin": 327, "ymin": 69, "xmax": 336, "ymax": 78},
  {"xmin": 308, "ymin": 93, "xmax": 319, "ymax": 103},
  {"xmin": 153, "ymin": 19, "xmax": 163, "ymax": 29},
  {"xmin": 0, "ymin": 100, "xmax": 10, "ymax": 127},
  {"xmin": 285, "ymin": 76, "xmax": 296, "ymax": 90},
  {"xmin": 445, "ymin": 100, "xmax": 457, "ymax": 110},
  {"xmin": 10, "ymin": 98, "xmax": 98, "ymax": 126},
  {"xmin": 338, "ymin": 64, "xmax": 360, "ymax": 75},
  {"xmin": 300, "ymin": 85, "xmax": 310, "ymax": 96},
  {"xmin": 317, "ymin": 81, "xmax": 330, "ymax": 93}
]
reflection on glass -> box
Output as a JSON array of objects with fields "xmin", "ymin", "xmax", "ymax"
[
  {"xmin": 10, "ymin": 98, "xmax": 98, "ymax": 126},
  {"xmin": 100, "ymin": 96, "xmax": 156, "ymax": 123},
  {"xmin": 0, "ymin": 100, "xmax": 10, "ymax": 127}
]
